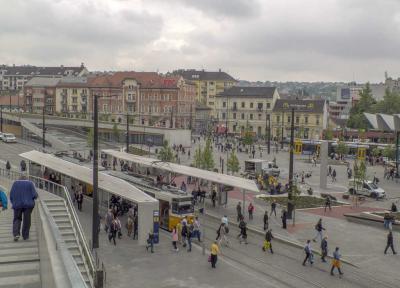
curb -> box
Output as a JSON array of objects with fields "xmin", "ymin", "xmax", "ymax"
[{"xmin": 204, "ymin": 211, "xmax": 358, "ymax": 268}]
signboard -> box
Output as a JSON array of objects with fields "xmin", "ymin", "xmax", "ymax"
[{"xmin": 153, "ymin": 210, "xmax": 160, "ymax": 244}]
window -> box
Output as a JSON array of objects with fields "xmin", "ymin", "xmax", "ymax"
[
  {"xmin": 258, "ymin": 114, "xmax": 262, "ymax": 120},
  {"xmin": 266, "ymin": 103, "xmax": 271, "ymax": 109},
  {"xmin": 257, "ymin": 103, "xmax": 263, "ymax": 110},
  {"xmin": 72, "ymin": 89, "xmax": 77, "ymax": 94},
  {"xmin": 250, "ymin": 114, "xmax": 253, "ymax": 120},
  {"xmin": 296, "ymin": 116, "xmax": 299, "ymax": 124},
  {"xmin": 287, "ymin": 116, "xmax": 291, "ymax": 123},
  {"xmin": 241, "ymin": 102, "xmax": 245, "ymax": 108},
  {"xmin": 250, "ymin": 103, "xmax": 254, "ymax": 108},
  {"xmin": 233, "ymin": 102, "xmax": 237, "ymax": 110},
  {"xmin": 241, "ymin": 113, "xmax": 245, "ymax": 120},
  {"xmin": 277, "ymin": 116, "xmax": 280, "ymax": 123},
  {"xmin": 223, "ymin": 102, "xmax": 226, "ymax": 108},
  {"xmin": 233, "ymin": 113, "xmax": 236, "ymax": 119},
  {"xmin": 316, "ymin": 116, "xmax": 320, "ymax": 125},
  {"xmin": 222, "ymin": 112, "xmax": 226, "ymax": 119},
  {"xmin": 305, "ymin": 116, "xmax": 308, "ymax": 124}
]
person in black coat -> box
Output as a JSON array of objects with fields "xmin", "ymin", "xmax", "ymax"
[
  {"xmin": 263, "ymin": 210, "xmax": 269, "ymax": 231},
  {"xmin": 384, "ymin": 231, "xmax": 397, "ymax": 254},
  {"xmin": 263, "ymin": 229, "xmax": 274, "ymax": 253},
  {"xmin": 281, "ymin": 209, "xmax": 287, "ymax": 229},
  {"xmin": 321, "ymin": 236, "xmax": 328, "ymax": 262}
]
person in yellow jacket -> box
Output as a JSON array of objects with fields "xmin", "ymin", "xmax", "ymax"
[{"xmin": 210, "ymin": 241, "xmax": 220, "ymax": 268}]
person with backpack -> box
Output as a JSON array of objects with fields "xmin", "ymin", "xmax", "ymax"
[
  {"xmin": 248, "ymin": 202, "xmax": 254, "ymax": 220},
  {"xmin": 263, "ymin": 210, "xmax": 269, "ymax": 231},
  {"xmin": 115, "ymin": 216, "xmax": 122, "ymax": 239},
  {"xmin": 238, "ymin": 219, "xmax": 248, "ymax": 244},
  {"xmin": 313, "ymin": 218, "xmax": 325, "ymax": 242},
  {"xmin": 321, "ymin": 236, "xmax": 328, "ymax": 262},
  {"xmin": 263, "ymin": 229, "xmax": 274, "ymax": 254},
  {"xmin": 145, "ymin": 231, "xmax": 154, "ymax": 253},
  {"xmin": 330, "ymin": 247, "xmax": 343, "ymax": 276},
  {"xmin": 217, "ymin": 223, "xmax": 230, "ymax": 247},
  {"xmin": 302, "ymin": 240, "xmax": 313, "ymax": 266}
]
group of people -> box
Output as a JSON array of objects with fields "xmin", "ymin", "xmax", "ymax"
[
  {"xmin": 104, "ymin": 206, "xmax": 138, "ymax": 246},
  {"xmin": 171, "ymin": 216, "xmax": 201, "ymax": 253}
]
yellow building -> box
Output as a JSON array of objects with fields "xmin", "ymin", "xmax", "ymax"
[
  {"xmin": 271, "ymin": 99, "xmax": 328, "ymax": 140},
  {"xmin": 174, "ymin": 69, "xmax": 237, "ymax": 114},
  {"xmin": 215, "ymin": 86, "xmax": 280, "ymax": 136},
  {"xmin": 55, "ymin": 77, "xmax": 89, "ymax": 115}
]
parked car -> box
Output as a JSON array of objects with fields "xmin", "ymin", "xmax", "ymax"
[
  {"xmin": 0, "ymin": 132, "xmax": 4, "ymax": 140},
  {"xmin": 2, "ymin": 133, "xmax": 17, "ymax": 143},
  {"xmin": 348, "ymin": 179, "xmax": 385, "ymax": 199}
]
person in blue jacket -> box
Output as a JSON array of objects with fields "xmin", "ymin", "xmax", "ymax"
[
  {"xmin": 10, "ymin": 176, "xmax": 38, "ymax": 241},
  {"xmin": 0, "ymin": 187, "xmax": 8, "ymax": 210}
]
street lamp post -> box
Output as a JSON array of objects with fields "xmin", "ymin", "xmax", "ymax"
[
  {"xmin": 126, "ymin": 113, "xmax": 129, "ymax": 153},
  {"xmin": 92, "ymin": 94, "xmax": 100, "ymax": 250},
  {"xmin": 42, "ymin": 106, "xmax": 46, "ymax": 149},
  {"xmin": 265, "ymin": 113, "xmax": 271, "ymax": 155},
  {"xmin": 281, "ymin": 111, "xmax": 284, "ymax": 149},
  {"xmin": 0, "ymin": 107, "xmax": 3, "ymax": 132},
  {"xmin": 287, "ymin": 107, "xmax": 295, "ymax": 219}
]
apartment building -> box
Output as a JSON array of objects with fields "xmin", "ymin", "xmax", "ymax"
[
  {"xmin": 24, "ymin": 78, "xmax": 59, "ymax": 114},
  {"xmin": 215, "ymin": 86, "xmax": 280, "ymax": 136},
  {"xmin": 0, "ymin": 64, "xmax": 88, "ymax": 91},
  {"xmin": 174, "ymin": 69, "xmax": 237, "ymax": 113},
  {"xmin": 271, "ymin": 99, "xmax": 328, "ymax": 140},
  {"xmin": 55, "ymin": 77, "xmax": 89, "ymax": 114}
]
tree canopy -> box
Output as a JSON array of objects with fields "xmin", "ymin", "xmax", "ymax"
[
  {"xmin": 157, "ymin": 140, "xmax": 175, "ymax": 162},
  {"xmin": 227, "ymin": 150, "xmax": 240, "ymax": 175}
]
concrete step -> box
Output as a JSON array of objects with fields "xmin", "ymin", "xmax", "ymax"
[
  {"xmin": 0, "ymin": 254, "xmax": 39, "ymax": 264},
  {"xmin": 0, "ymin": 262, "xmax": 39, "ymax": 277},
  {"xmin": 48, "ymin": 208, "xmax": 67, "ymax": 213},
  {"xmin": 51, "ymin": 212, "xmax": 70, "ymax": 217},
  {"xmin": 57, "ymin": 224, "xmax": 73, "ymax": 230},
  {"xmin": 60, "ymin": 230, "xmax": 75, "ymax": 237},
  {"xmin": 0, "ymin": 274, "xmax": 40, "ymax": 287},
  {"xmin": 54, "ymin": 218, "xmax": 71, "ymax": 224},
  {"xmin": 0, "ymin": 247, "xmax": 39, "ymax": 257},
  {"xmin": 68, "ymin": 247, "xmax": 81, "ymax": 257}
]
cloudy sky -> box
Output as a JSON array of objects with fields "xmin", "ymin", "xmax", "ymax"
[{"xmin": 1, "ymin": 0, "xmax": 399, "ymax": 82}]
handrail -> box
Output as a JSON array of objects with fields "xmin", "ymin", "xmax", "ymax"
[{"xmin": 0, "ymin": 168, "xmax": 98, "ymax": 287}]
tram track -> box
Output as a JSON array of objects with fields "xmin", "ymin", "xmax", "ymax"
[{"xmin": 201, "ymin": 214, "xmax": 397, "ymax": 288}]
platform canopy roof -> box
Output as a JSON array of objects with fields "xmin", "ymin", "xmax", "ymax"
[
  {"xmin": 102, "ymin": 149, "xmax": 260, "ymax": 193},
  {"xmin": 364, "ymin": 113, "xmax": 400, "ymax": 132},
  {"xmin": 20, "ymin": 150, "xmax": 157, "ymax": 204}
]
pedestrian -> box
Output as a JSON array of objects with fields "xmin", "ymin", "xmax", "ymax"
[
  {"xmin": 145, "ymin": 231, "xmax": 154, "ymax": 253},
  {"xmin": 127, "ymin": 216, "xmax": 133, "ymax": 237},
  {"xmin": 238, "ymin": 219, "xmax": 248, "ymax": 244},
  {"xmin": 330, "ymin": 247, "xmax": 343, "ymax": 276},
  {"xmin": 76, "ymin": 190, "xmax": 83, "ymax": 211},
  {"xmin": 193, "ymin": 216, "xmax": 201, "ymax": 241},
  {"xmin": 181, "ymin": 222, "xmax": 188, "ymax": 247},
  {"xmin": 384, "ymin": 231, "xmax": 397, "ymax": 254},
  {"xmin": 221, "ymin": 215, "xmax": 228, "ymax": 227},
  {"xmin": 313, "ymin": 218, "xmax": 325, "ymax": 242},
  {"xmin": 0, "ymin": 186, "xmax": 8, "ymax": 210},
  {"xmin": 172, "ymin": 227, "xmax": 179, "ymax": 252},
  {"xmin": 281, "ymin": 209, "xmax": 287, "ymax": 229},
  {"xmin": 20, "ymin": 160, "xmax": 26, "ymax": 172},
  {"xmin": 115, "ymin": 216, "xmax": 122, "ymax": 239},
  {"xmin": 108, "ymin": 217, "xmax": 117, "ymax": 245},
  {"xmin": 176, "ymin": 221, "xmax": 182, "ymax": 244},
  {"xmin": 321, "ymin": 236, "xmax": 328, "ymax": 262},
  {"xmin": 391, "ymin": 202, "xmax": 398, "ymax": 213},
  {"xmin": 10, "ymin": 176, "xmax": 38, "ymax": 241},
  {"xmin": 133, "ymin": 214, "xmax": 138, "ymax": 240},
  {"xmin": 332, "ymin": 169, "xmax": 337, "ymax": 182},
  {"xmin": 210, "ymin": 241, "xmax": 220, "ymax": 268},
  {"xmin": 263, "ymin": 229, "xmax": 274, "ymax": 254},
  {"xmin": 6, "ymin": 161, "xmax": 11, "ymax": 175},
  {"xmin": 302, "ymin": 240, "xmax": 313, "ymax": 266},
  {"xmin": 328, "ymin": 165, "xmax": 332, "ymax": 176},
  {"xmin": 248, "ymin": 202, "xmax": 254, "ymax": 220},
  {"xmin": 236, "ymin": 202, "xmax": 242, "ymax": 222},
  {"xmin": 270, "ymin": 200, "xmax": 277, "ymax": 217},
  {"xmin": 211, "ymin": 189, "xmax": 217, "ymax": 208},
  {"xmin": 187, "ymin": 224, "xmax": 193, "ymax": 252},
  {"xmin": 104, "ymin": 208, "xmax": 113, "ymax": 233},
  {"xmin": 217, "ymin": 223, "xmax": 230, "ymax": 247},
  {"xmin": 324, "ymin": 197, "xmax": 331, "ymax": 212},
  {"xmin": 263, "ymin": 210, "xmax": 269, "ymax": 231}
]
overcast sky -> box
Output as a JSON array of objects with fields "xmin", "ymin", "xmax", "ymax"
[{"xmin": 1, "ymin": 0, "xmax": 399, "ymax": 82}]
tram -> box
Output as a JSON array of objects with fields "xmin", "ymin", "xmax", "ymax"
[{"xmin": 106, "ymin": 171, "xmax": 195, "ymax": 231}]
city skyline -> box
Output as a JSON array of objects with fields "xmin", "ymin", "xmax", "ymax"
[{"xmin": 1, "ymin": 0, "xmax": 400, "ymax": 83}]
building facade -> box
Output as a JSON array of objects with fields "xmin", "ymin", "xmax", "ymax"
[
  {"xmin": 0, "ymin": 64, "xmax": 88, "ymax": 91},
  {"xmin": 271, "ymin": 99, "xmax": 328, "ymax": 140},
  {"xmin": 55, "ymin": 77, "xmax": 89, "ymax": 114},
  {"xmin": 24, "ymin": 78, "xmax": 60, "ymax": 114},
  {"xmin": 174, "ymin": 69, "xmax": 237, "ymax": 113},
  {"xmin": 215, "ymin": 86, "xmax": 280, "ymax": 136}
]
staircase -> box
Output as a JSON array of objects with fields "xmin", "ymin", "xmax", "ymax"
[
  {"xmin": 41, "ymin": 198, "xmax": 91, "ymax": 287},
  {"xmin": 0, "ymin": 208, "xmax": 41, "ymax": 288}
]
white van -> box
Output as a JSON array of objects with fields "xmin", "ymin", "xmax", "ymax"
[
  {"xmin": 2, "ymin": 133, "xmax": 17, "ymax": 143},
  {"xmin": 348, "ymin": 179, "xmax": 385, "ymax": 199}
]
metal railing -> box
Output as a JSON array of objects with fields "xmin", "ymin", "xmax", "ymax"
[{"xmin": 0, "ymin": 168, "xmax": 101, "ymax": 287}]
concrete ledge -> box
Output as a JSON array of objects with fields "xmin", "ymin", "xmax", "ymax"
[
  {"xmin": 344, "ymin": 212, "xmax": 399, "ymax": 232},
  {"xmin": 205, "ymin": 210, "xmax": 358, "ymax": 268}
]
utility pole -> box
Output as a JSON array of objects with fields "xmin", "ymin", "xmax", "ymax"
[
  {"xmin": 281, "ymin": 111, "xmax": 284, "ymax": 149},
  {"xmin": 126, "ymin": 113, "xmax": 129, "ymax": 153},
  {"xmin": 92, "ymin": 94, "xmax": 99, "ymax": 249},
  {"xmin": 287, "ymin": 107, "xmax": 295, "ymax": 219},
  {"xmin": 266, "ymin": 113, "xmax": 270, "ymax": 154},
  {"xmin": 42, "ymin": 105, "xmax": 46, "ymax": 149},
  {"xmin": 189, "ymin": 103, "xmax": 193, "ymax": 130},
  {"xmin": 9, "ymin": 93, "xmax": 12, "ymax": 112},
  {"xmin": 0, "ymin": 107, "xmax": 3, "ymax": 132}
]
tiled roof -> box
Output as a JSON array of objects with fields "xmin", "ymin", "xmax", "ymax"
[
  {"xmin": 174, "ymin": 69, "xmax": 236, "ymax": 81},
  {"xmin": 24, "ymin": 77, "xmax": 60, "ymax": 87},
  {"xmin": 0, "ymin": 65, "xmax": 86, "ymax": 76},
  {"xmin": 57, "ymin": 77, "xmax": 89, "ymax": 88},
  {"xmin": 217, "ymin": 86, "xmax": 277, "ymax": 98},
  {"xmin": 273, "ymin": 99, "xmax": 326, "ymax": 113}
]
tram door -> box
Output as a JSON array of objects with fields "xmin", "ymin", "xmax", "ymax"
[
  {"xmin": 159, "ymin": 200, "xmax": 169, "ymax": 230},
  {"xmin": 357, "ymin": 147, "xmax": 366, "ymax": 161},
  {"xmin": 294, "ymin": 140, "xmax": 302, "ymax": 154}
]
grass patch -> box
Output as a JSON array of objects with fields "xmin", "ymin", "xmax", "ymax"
[
  {"xmin": 128, "ymin": 146, "xmax": 149, "ymax": 156},
  {"xmin": 257, "ymin": 195, "xmax": 344, "ymax": 209}
]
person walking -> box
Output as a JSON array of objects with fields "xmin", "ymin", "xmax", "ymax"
[
  {"xmin": 328, "ymin": 165, "xmax": 332, "ymax": 176},
  {"xmin": 238, "ymin": 219, "xmax": 248, "ymax": 244},
  {"xmin": 236, "ymin": 202, "xmax": 242, "ymax": 222},
  {"xmin": 0, "ymin": 186, "xmax": 8, "ymax": 211},
  {"xmin": 324, "ymin": 197, "xmax": 332, "ymax": 212},
  {"xmin": 115, "ymin": 216, "xmax": 122, "ymax": 239},
  {"xmin": 145, "ymin": 231, "xmax": 154, "ymax": 253},
  {"xmin": 281, "ymin": 209, "xmax": 287, "ymax": 229},
  {"xmin": 270, "ymin": 200, "xmax": 277, "ymax": 217},
  {"xmin": 127, "ymin": 216, "xmax": 133, "ymax": 237},
  {"xmin": 10, "ymin": 177, "xmax": 38, "ymax": 241},
  {"xmin": 108, "ymin": 217, "xmax": 117, "ymax": 246},
  {"xmin": 76, "ymin": 190, "xmax": 83, "ymax": 211},
  {"xmin": 20, "ymin": 160, "xmax": 26, "ymax": 172},
  {"xmin": 211, "ymin": 189, "xmax": 217, "ymax": 208},
  {"xmin": 221, "ymin": 215, "xmax": 228, "ymax": 226},
  {"xmin": 321, "ymin": 236, "xmax": 328, "ymax": 262},
  {"xmin": 302, "ymin": 240, "xmax": 313, "ymax": 266},
  {"xmin": 6, "ymin": 161, "xmax": 11, "ymax": 176},
  {"xmin": 263, "ymin": 210, "xmax": 269, "ymax": 231},
  {"xmin": 210, "ymin": 241, "xmax": 220, "ymax": 268},
  {"xmin": 172, "ymin": 227, "xmax": 179, "ymax": 252},
  {"xmin": 313, "ymin": 218, "xmax": 325, "ymax": 242},
  {"xmin": 332, "ymin": 169, "xmax": 337, "ymax": 182},
  {"xmin": 187, "ymin": 224, "xmax": 193, "ymax": 252},
  {"xmin": 217, "ymin": 223, "xmax": 230, "ymax": 247},
  {"xmin": 330, "ymin": 247, "xmax": 343, "ymax": 276},
  {"xmin": 181, "ymin": 222, "xmax": 188, "ymax": 247},
  {"xmin": 248, "ymin": 202, "xmax": 254, "ymax": 220},
  {"xmin": 263, "ymin": 229, "xmax": 274, "ymax": 254},
  {"xmin": 384, "ymin": 231, "xmax": 397, "ymax": 254},
  {"xmin": 133, "ymin": 214, "xmax": 138, "ymax": 240},
  {"xmin": 193, "ymin": 216, "xmax": 201, "ymax": 241},
  {"xmin": 104, "ymin": 208, "xmax": 113, "ymax": 233}
]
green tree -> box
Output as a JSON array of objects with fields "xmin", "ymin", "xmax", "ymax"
[
  {"xmin": 371, "ymin": 147, "xmax": 381, "ymax": 158},
  {"xmin": 227, "ymin": 150, "xmax": 240, "ymax": 175},
  {"xmin": 336, "ymin": 141, "xmax": 349, "ymax": 158},
  {"xmin": 347, "ymin": 83, "xmax": 376, "ymax": 129},
  {"xmin": 192, "ymin": 147, "xmax": 203, "ymax": 168},
  {"xmin": 157, "ymin": 140, "xmax": 175, "ymax": 162},
  {"xmin": 324, "ymin": 128, "xmax": 333, "ymax": 140},
  {"xmin": 383, "ymin": 145, "xmax": 396, "ymax": 160},
  {"xmin": 202, "ymin": 138, "xmax": 215, "ymax": 171},
  {"xmin": 87, "ymin": 128, "xmax": 94, "ymax": 147},
  {"xmin": 112, "ymin": 123, "xmax": 120, "ymax": 141},
  {"xmin": 242, "ymin": 131, "xmax": 254, "ymax": 146}
]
